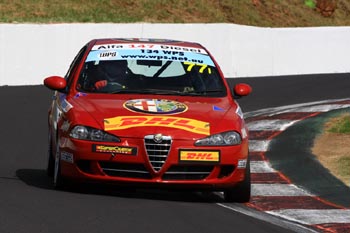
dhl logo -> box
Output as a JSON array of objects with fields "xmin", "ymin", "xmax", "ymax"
[
  {"xmin": 104, "ymin": 116, "xmax": 210, "ymax": 135},
  {"xmin": 179, "ymin": 150, "xmax": 220, "ymax": 162}
]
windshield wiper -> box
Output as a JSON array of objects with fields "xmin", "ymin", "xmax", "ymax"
[
  {"xmin": 110, "ymin": 89, "xmax": 225, "ymax": 95},
  {"xmin": 110, "ymin": 89, "xmax": 177, "ymax": 95},
  {"xmin": 188, "ymin": 89, "xmax": 225, "ymax": 94},
  {"xmin": 110, "ymin": 89, "xmax": 146, "ymax": 94},
  {"xmin": 138, "ymin": 89, "xmax": 187, "ymax": 95}
]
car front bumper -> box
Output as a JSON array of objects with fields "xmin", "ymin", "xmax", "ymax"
[{"xmin": 58, "ymin": 136, "xmax": 249, "ymax": 190}]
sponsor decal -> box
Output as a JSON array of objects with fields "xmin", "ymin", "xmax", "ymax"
[
  {"xmin": 104, "ymin": 116, "xmax": 210, "ymax": 135},
  {"xmin": 98, "ymin": 51, "xmax": 118, "ymax": 59},
  {"xmin": 179, "ymin": 150, "xmax": 220, "ymax": 162},
  {"xmin": 92, "ymin": 144, "xmax": 137, "ymax": 155},
  {"xmin": 60, "ymin": 151, "xmax": 74, "ymax": 163},
  {"xmin": 59, "ymin": 94, "xmax": 73, "ymax": 113},
  {"xmin": 86, "ymin": 46, "xmax": 214, "ymax": 66},
  {"xmin": 237, "ymin": 159, "xmax": 247, "ymax": 168},
  {"xmin": 213, "ymin": 105, "xmax": 224, "ymax": 111},
  {"xmin": 74, "ymin": 92, "xmax": 87, "ymax": 98},
  {"xmin": 119, "ymin": 38, "xmax": 180, "ymax": 43},
  {"xmin": 124, "ymin": 99, "xmax": 187, "ymax": 115},
  {"xmin": 91, "ymin": 43, "xmax": 208, "ymax": 55}
]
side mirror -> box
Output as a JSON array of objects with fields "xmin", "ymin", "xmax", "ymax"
[
  {"xmin": 233, "ymin": 83, "xmax": 252, "ymax": 98},
  {"xmin": 44, "ymin": 76, "xmax": 67, "ymax": 91}
]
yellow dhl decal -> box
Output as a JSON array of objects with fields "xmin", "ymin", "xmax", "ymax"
[
  {"xmin": 104, "ymin": 116, "xmax": 210, "ymax": 135},
  {"xmin": 179, "ymin": 151, "xmax": 220, "ymax": 162}
]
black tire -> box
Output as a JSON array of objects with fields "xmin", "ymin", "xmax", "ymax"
[
  {"xmin": 224, "ymin": 159, "xmax": 251, "ymax": 203},
  {"xmin": 46, "ymin": 132, "xmax": 55, "ymax": 177}
]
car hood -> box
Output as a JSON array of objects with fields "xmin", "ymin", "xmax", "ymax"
[{"xmin": 69, "ymin": 94, "xmax": 242, "ymax": 139}]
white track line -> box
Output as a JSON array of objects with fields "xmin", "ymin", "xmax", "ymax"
[
  {"xmin": 266, "ymin": 209, "xmax": 350, "ymax": 225},
  {"xmin": 216, "ymin": 203, "xmax": 318, "ymax": 233},
  {"xmin": 249, "ymin": 140, "xmax": 270, "ymax": 152},
  {"xmin": 250, "ymin": 161, "xmax": 276, "ymax": 173},
  {"xmin": 244, "ymin": 99, "xmax": 350, "ymax": 118},
  {"xmin": 285, "ymin": 104, "xmax": 350, "ymax": 113},
  {"xmin": 247, "ymin": 120, "xmax": 298, "ymax": 131},
  {"xmin": 252, "ymin": 184, "xmax": 313, "ymax": 197}
]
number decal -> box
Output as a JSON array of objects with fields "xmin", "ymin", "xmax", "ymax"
[
  {"xmin": 198, "ymin": 64, "xmax": 207, "ymax": 73},
  {"xmin": 184, "ymin": 62, "xmax": 195, "ymax": 72},
  {"xmin": 184, "ymin": 62, "xmax": 211, "ymax": 74}
]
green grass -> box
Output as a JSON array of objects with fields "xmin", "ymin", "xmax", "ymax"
[
  {"xmin": 1, "ymin": 0, "xmax": 350, "ymax": 27},
  {"xmin": 328, "ymin": 114, "xmax": 350, "ymax": 134},
  {"xmin": 337, "ymin": 156, "xmax": 350, "ymax": 182}
]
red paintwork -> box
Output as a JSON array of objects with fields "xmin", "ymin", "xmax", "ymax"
[{"xmin": 45, "ymin": 38, "xmax": 252, "ymax": 191}]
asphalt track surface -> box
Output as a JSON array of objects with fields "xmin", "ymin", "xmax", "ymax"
[{"xmin": 0, "ymin": 73, "xmax": 349, "ymax": 233}]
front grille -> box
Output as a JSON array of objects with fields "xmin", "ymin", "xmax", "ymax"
[
  {"xmin": 144, "ymin": 135, "xmax": 172, "ymax": 172},
  {"xmin": 162, "ymin": 165, "xmax": 214, "ymax": 180},
  {"xmin": 99, "ymin": 162, "xmax": 152, "ymax": 179}
]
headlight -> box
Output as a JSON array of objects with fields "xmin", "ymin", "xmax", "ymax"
[
  {"xmin": 195, "ymin": 131, "xmax": 241, "ymax": 146},
  {"xmin": 70, "ymin": 125, "xmax": 120, "ymax": 142}
]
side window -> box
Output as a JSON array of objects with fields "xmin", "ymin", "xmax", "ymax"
[{"xmin": 65, "ymin": 45, "xmax": 88, "ymax": 89}]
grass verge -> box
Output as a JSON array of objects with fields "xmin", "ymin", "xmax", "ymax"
[
  {"xmin": 312, "ymin": 112, "xmax": 350, "ymax": 186},
  {"xmin": 0, "ymin": 0, "xmax": 350, "ymax": 27}
]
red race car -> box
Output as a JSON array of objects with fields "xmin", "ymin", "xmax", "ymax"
[{"xmin": 44, "ymin": 38, "xmax": 252, "ymax": 202}]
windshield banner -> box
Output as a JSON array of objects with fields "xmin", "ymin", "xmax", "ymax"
[{"xmin": 86, "ymin": 48, "xmax": 214, "ymax": 66}]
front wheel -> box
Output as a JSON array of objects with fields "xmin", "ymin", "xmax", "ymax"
[
  {"xmin": 224, "ymin": 159, "xmax": 251, "ymax": 203},
  {"xmin": 46, "ymin": 131, "xmax": 54, "ymax": 177}
]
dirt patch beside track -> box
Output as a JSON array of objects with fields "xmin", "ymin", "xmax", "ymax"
[{"xmin": 312, "ymin": 113, "xmax": 350, "ymax": 187}]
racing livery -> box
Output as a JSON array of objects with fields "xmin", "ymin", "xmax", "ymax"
[{"xmin": 44, "ymin": 38, "xmax": 252, "ymax": 202}]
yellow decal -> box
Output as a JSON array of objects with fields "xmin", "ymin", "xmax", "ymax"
[
  {"xmin": 179, "ymin": 150, "xmax": 220, "ymax": 162},
  {"xmin": 93, "ymin": 144, "xmax": 136, "ymax": 155},
  {"xmin": 183, "ymin": 62, "xmax": 211, "ymax": 74},
  {"xmin": 104, "ymin": 116, "xmax": 210, "ymax": 135}
]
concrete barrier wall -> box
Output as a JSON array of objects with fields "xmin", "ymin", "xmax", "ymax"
[{"xmin": 0, "ymin": 23, "xmax": 349, "ymax": 86}]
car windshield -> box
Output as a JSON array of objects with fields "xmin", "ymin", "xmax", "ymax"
[{"xmin": 77, "ymin": 45, "xmax": 227, "ymax": 97}]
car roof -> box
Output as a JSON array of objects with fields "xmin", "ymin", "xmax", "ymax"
[{"xmin": 89, "ymin": 38, "xmax": 205, "ymax": 49}]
